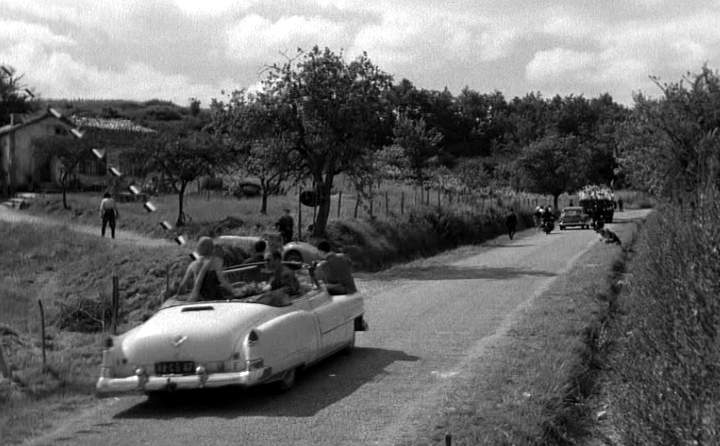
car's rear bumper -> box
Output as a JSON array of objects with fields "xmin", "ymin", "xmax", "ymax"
[{"xmin": 95, "ymin": 367, "xmax": 272, "ymax": 397}]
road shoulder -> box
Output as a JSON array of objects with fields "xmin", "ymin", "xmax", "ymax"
[{"xmin": 399, "ymin": 211, "xmax": 647, "ymax": 445}]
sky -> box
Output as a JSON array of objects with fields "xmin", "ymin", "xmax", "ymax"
[{"xmin": 2, "ymin": 0, "xmax": 720, "ymax": 107}]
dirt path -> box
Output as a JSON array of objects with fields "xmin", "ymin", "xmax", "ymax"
[{"xmin": 0, "ymin": 206, "xmax": 171, "ymax": 248}]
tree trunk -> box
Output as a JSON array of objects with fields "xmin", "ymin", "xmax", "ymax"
[
  {"xmin": 61, "ymin": 173, "xmax": 69, "ymax": 209},
  {"xmin": 176, "ymin": 181, "xmax": 187, "ymax": 226},
  {"xmin": 260, "ymin": 190, "xmax": 269, "ymax": 215},
  {"xmin": 553, "ymin": 194, "xmax": 560, "ymax": 213},
  {"xmin": 312, "ymin": 175, "xmax": 334, "ymax": 237}
]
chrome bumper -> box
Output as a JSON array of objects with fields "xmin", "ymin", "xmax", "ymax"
[{"xmin": 96, "ymin": 367, "xmax": 272, "ymax": 396}]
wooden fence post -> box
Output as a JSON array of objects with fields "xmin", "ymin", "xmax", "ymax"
[
  {"xmin": 0, "ymin": 344, "xmax": 9, "ymax": 379},
  {"xmin": 111, "ymin": 275, "xmax": 119, "ymax": 335},
  {"xmin": 369, "ymin": 197, "xmax": 374, "ymax": 217},
  {"xmin": 437, "ymin": 189, "xmax": 441, "ymax": 207},
  {"xmin": 385, "ymin": 191, "xmax": 389, "ymax": 216},
  {"xmin": 38, "ymin": 300, "xmax": 46, "ymax": 371},
  {"xmin": 337, "ymin": 191, "xmax": 342, "ymax": 218},
  {"xmin": 297, "ymin": 188, "xmax": 302, "ymax": 241},
  {"xmin": 401, "ymin": 191, "xmax": 405, "ymax": 215}
]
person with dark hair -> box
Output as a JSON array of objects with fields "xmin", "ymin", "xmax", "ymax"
[
  {"xmin": 313, "ymin": 241, "xmax": 357, "ymax": 295},
  {"xmin": 243, "ymin": 239, "xmax": 267, "ymax": 264},
  {"xmin": 275, "ymin": 209, "xmax": 294, "ymax": 244},
  {"xmin": 267, "ymin": 251, "xmax": 298, "ymax": 293},
  {"xmin": 99, "ymin": 192, "xmax": 119, "ymax": 239},
  {"xmin": 505, "ymin": 208, "xmax": 518, "ymax": 240}
]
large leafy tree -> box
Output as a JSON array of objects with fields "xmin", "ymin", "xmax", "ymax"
[
  {"xmin": 210, "ymin": 91, "xmax": 298, "ymax": 215},
  {"xmin": 137, "ymin": 132, "xmax": 231, "ymax": 226},
  {"xmin": 516, "ymin": 134, "xmax": 584, "ymax": 210},
  {"xmin": 237, "ymin": 46, "xmax": 394, "ymax": 236},
  {"xmin": 619, "ymin": 65, "xmax": 720, "ymax": 199},
  {"xmin": 392, "ymin": 113, "xmax": 443, "ymax": 186}
]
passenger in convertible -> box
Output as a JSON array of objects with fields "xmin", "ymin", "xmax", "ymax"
[
  {"xmin": 312, "ymin": 241, "xmax": 357, "ymax": 295},
  {"xmin": 243, "ymin": 239, "xmax": 267, "ymax": 264},
  {"xmin": 175, "ymin": 236, "xmax": 236, "ymax": 301},
  {"xmin": 245, "ymin": 250, "xmax": 299, "ymax": 306}
]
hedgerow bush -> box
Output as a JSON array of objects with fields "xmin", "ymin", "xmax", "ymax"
[
  {"xmin": 610, "ymin": 195, "xmax": 720, "ymax": 444},
  {"xmin": 327, "ymin": 206, "xmax": 533, "ymax": 271}
]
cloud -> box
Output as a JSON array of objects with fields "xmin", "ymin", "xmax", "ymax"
[
  {"xmin": 171, "ymin": 0, "xmax": 257, "ymax": 16},
  {"xmin": 226, "ymin": 14, "xmax": 351, "ymax": 63},
  {"xmin": 526, "ymin": 47, "xmax": 595, "ymax": 82},
  {"xmin": 0, "ymin": 19, "xmax": 76, "ymax": 47}
]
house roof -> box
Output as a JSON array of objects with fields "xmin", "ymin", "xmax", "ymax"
[
  {"xmin": 0, "ymin": 108, "xmax": 155, "ymax": 136},
  {"xmin": 70, "ymin": 116, "xmax": 155, "ymax": 133},
  {"xmin": 0, "ymin": 110, "xmax": 72, "ymax": 136}
]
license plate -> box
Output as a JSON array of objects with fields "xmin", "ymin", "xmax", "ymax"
[{"xmin": 155, "ymin": 361, "xmax": 195, "ymax": 375}]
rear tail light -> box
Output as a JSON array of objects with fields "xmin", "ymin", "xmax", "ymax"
[{"xmin": 246, "ymin": 358, "xmax": 264, "ymax": 371}]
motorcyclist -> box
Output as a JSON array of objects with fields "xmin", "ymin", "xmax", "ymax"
[{"xmin": 542, "ymin": 206, "xmax": 555, "ymax": 233}]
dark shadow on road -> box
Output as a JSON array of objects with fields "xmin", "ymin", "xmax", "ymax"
[
  {"xmin": 114, "ymin": 347, "xmax": 419, "ymax": 419},
  {"xmin": 371, "ymin": 265, "xmax": 557, "ymax": 281},
  {"xmin": 483, "ymin": 243, "xmax": 534, "ymax": 248}
]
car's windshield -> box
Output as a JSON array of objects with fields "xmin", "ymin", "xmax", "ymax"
[{"xmin": 563, "ymin": 209, "xmax": 582, "ymax": 215}]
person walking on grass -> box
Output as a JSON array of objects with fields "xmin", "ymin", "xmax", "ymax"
[
  {"xmin": 275, "ymin": 208, "xmax": 294, "ymax": 244},
  {"xmin": 99, "ymin": 192, "xmax": 119, "ymax": 239},
  {"xmin": 505, "ymin": 208, "xmax": 518, "ymax": 240}
]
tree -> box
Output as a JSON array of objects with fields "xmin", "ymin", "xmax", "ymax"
[
  {"xmin": 619, "ymin": 65, "xmax": 720, "ymax": 199},
  {"xmin": 234, "ymin": 46, "xmax": 394, "ymax": 236},
  {"xmin": 138, "ymin": 132, "xmax": 231, "ymax": 226},
  {"xmin": 0, "ymin": 65, "xmax": 36, "ymax": 126},
  {"xmin": 33, "ymin": 135, "xmax": 92, "ymax": 209},
  {"xmin": 392, "ymin": 113, "xmax": 443, "ymax": 186},
  {"xmin": 210, "ymin": 91, "xmax": 299, "ymax": 215},
  {"xmin": 516, "ymin": 134, "xmax": 584, "ymax": 210}
]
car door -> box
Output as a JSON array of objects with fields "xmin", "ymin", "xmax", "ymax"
[{"xmin": 308, "ymin": 291, "xmax": 352, "ymax": 356}]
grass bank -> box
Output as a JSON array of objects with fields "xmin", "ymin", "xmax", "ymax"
[
  {"xmin": 592, "ymin": 197, "xmax": 720, "ymax": 445},
  {"xmin": 0, "ymin": 222, "xmax": 187, "ymax": 444},
  {"xmin": 402, "ymin": 211, "xmax": 646, "ymax": 445}
]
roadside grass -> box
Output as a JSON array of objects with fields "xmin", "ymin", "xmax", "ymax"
[
  {"xmin": 403, "ymin": 214, "xmax": 644, "ymax": 445},
  {"xmin": 0, "ymin": 221, "xmax": 187, "ymax": 444}
]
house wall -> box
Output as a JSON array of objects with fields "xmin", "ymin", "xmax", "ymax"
[{"xmin": 1, "ymin": 118, "xmax": 67, "ymax": 189}]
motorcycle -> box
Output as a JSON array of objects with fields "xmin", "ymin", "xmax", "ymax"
[{"xmin": 542, "ymin": 220, "xmax": 555, "ymax": 235}]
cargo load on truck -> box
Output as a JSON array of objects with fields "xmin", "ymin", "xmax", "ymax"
[{"xmin": 577, "ymin": 185, "xmax": 615, "ymax": 224}]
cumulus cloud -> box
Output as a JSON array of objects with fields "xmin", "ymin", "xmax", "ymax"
[{"xmin": 226, "ymin": 14, "xmax": 351, "ymax": 63}]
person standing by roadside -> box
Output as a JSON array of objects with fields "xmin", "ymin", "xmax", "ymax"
[
  {"xmin": 505, "ymin": 208, "xmax": 518, "ymax": 240},
  {"xmin": 99, "ymin": 192, "xmax": 119, "ymax": 239},
  {"xmin": 275, "ymin": 208, "xmax": 294, "ymax": 244}
]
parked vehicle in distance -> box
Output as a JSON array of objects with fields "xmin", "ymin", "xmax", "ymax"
[
  {"xmin": 214, "ymin": 235, "xmax": 321, "ymax": 267},
  {"xmin": 558, "ymin": 206, "xmax": 591, "ymax": 230},
  {"xmin": 96, "ymin": 264, "xmax": 367, "ymax": 396}
]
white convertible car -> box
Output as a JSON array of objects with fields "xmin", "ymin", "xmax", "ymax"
[{"xmin": 96, "ymin": 266, "xmax": 367, "ymax": 396}]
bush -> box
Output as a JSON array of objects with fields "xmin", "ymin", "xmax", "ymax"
[
  {"xmin": 54, "ymin": 294, "xmax": 113, "ymax": 333},
  {"xmin": 327, "ymin": 206, "xmax": 534, "ymax": 271},
  {"xmin": 610, "ymin": 195, "xmax": 720, "ymax": 444}
]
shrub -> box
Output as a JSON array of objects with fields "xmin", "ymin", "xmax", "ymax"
[
  {"xmin": 610, "ymin": 195, "xmax": 720, "ymax": 444},
  {"xmin": 54, "ymin": 294, "xmax": 113, "ymax": 333}
]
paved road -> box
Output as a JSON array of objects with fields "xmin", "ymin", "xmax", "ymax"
[{"xmin": 26, "ymin": 211, "xmax": 645, "ymax": 446}]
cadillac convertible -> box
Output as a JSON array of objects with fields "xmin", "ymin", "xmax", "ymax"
[{"xmin": 96, "ymin": 264, "xmax": 367, "ymax": 396}]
